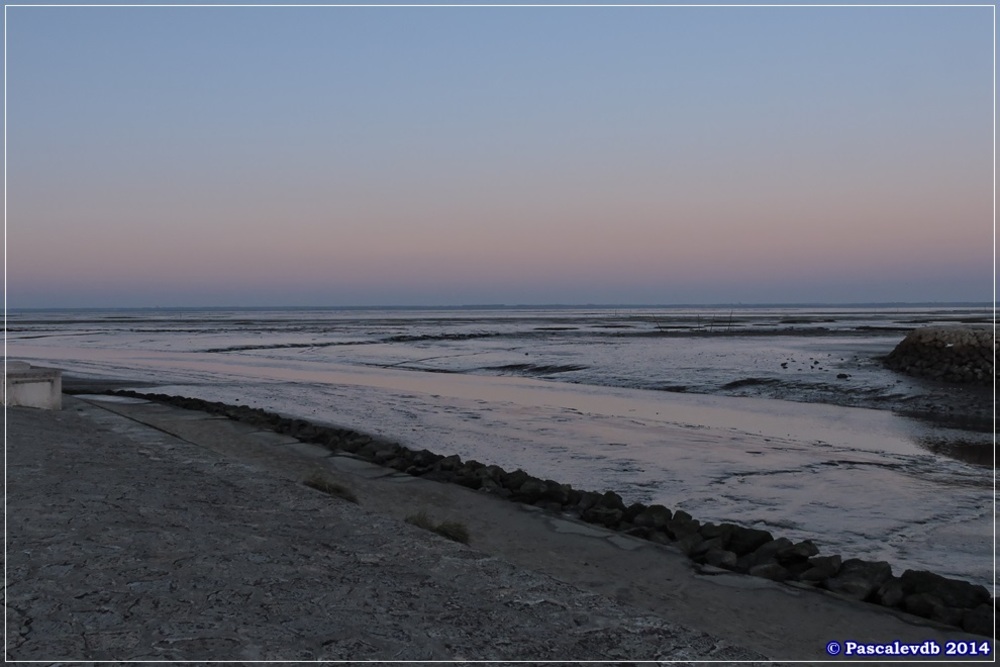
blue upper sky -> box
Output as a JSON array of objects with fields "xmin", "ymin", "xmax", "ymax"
[{"xmin": 5, "ymin": 3, "xmax": 995, "ymax": 307}]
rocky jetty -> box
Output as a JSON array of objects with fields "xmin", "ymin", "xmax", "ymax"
[
  {"xmin": 105, "ymin": 390, "xmax": 997, "ymax": 637},
  {"xmin": 884, "ymin": 327, "xmax": 993, "ymax": 386}
]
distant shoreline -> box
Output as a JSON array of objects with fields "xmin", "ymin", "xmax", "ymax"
[{"xmin": 8, "ymin": 301, "xmax": 996, "ymax": 313}]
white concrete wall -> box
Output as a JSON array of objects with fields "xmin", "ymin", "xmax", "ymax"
[{"xmin": 5, "ymin": 365, "xmax": 62, "ymax": 410}]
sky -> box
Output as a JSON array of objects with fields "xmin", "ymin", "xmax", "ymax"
[{"xmin": 5, "ymin": 3, "xmax": 995, "ymax": 308}]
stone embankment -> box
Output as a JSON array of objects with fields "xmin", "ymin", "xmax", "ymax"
[
  {"xmin": 884, "ymin": 327, "xmax": 994, "ymax": 386},
  {"xmin": 106, "ymin": 389, "xmax": 997, "ymax": 638}
]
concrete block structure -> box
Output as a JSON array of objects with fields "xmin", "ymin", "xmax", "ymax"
[{"xmin": 5, "ymin": 362, "xmax": 62, "ymax": 410}]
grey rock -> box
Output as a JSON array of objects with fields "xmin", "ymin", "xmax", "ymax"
[
  {"xmin": 691, "ymin": 536, "xmax": 726, "ymax": 559},
  {"xmin": 356, "ymin": 440, "xmax": 382, "ymax": 459},
  {"xmin": 503, "ymin": 468, "xmax": 531, "ymax": 490},
  {"xmin": 452, "ymin": 471, "xmax": 483, "ymax": 489},
  {"xmin": 622, "ymin": 502, "xmax": 647, "ymax": 523},
  {"xmin": 581, "ymin": 506, "xmax": 623, "ymax": 528},
  {"xmin": 436, "ymin": 454, "xmax": 462, "ymax": 471},
  {"xmin": 703, "ymin": 548, "xmax": 738, "ymax": 570},
  {"xmin": 698, "ymin": 522, "xmax": 736, "ymax": 550},
  {"xmin": 477, "ymin": 477, "xmax": 507, "ymax": 496},
  {"xmin": 875, "ymin": 576, "xmax": 904, "ymax": 607},
  {"xmin": 674, "ymin": 533, "xmax": 703, "ymax": 555},
  {"xmin": 962, "ymin": 604, "xmax": 995, "ymax": 637},
  {"xmin": 372, "ymin": 447, "xmax": 399, "ymax": 464},
  {"xmin": 633, "ymin": 504, "xmax": 672, "ymax": 530},
  {"xmin": 902, "ymin": 593, "xmax": 964, "ymax": 627},
  {"xmin": 739, "ymin": 537, "xmax": 793, "ymax": 571},
  {"xmin": 727, "ymin": 526, "xmax": 774, "ymax": 557},
  {"xmin": 596, "ymin": 490, "xmax": 625, "ymax": 511},
  {"xmin": 775, "ymin": 539, "xmax": 818, "ymax": 563},
  {"xmin": 543, "ymin": 479, "xmax": 572, "ymax": 506},
  {"xmin": 899, "ymin": 569, "xmax": 991, "ymax": 609},
  {"xmin": 798, "ymin": 555, "xmax": 842, "ymax": 582},
  {"xmin": 516, "ymin": 478, "xmax": 550, "ymax": 503},
  {"xmin": 412, "ymin": 449, "xmax": 443, "ymax": 467},
  {"xmin": 824, "ymin": 559, "xmax": 893, "ymax": 601},
  {"xmin": 665, "ymin": 510, "xmax": 701, "ymax": 539},
  {"xmin": 647, "ymin": 530, "xmax": 671, "ymax": 545},
  {"xmin": 575, "ymin": 490, "xmax": 602, "ymax": 512}
]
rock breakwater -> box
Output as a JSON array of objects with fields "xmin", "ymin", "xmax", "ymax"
[
  {"xmin": 884, "ymin": 327, "xmax": 994, "ymax": 386},
  {"xmin": 105, "ymin": 389, "xmax": 996, "ymax": 637}
]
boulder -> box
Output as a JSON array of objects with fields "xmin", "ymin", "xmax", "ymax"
[
  {"xmin": 775, "ymin": 539, "xmax": 819, "ymax": 564},
  {"xmin": 596, "ymin": 490, "xmax": 625, "ymax": 511},
  {"xmin": 372, "ymin": 446, "xmax": 400, "ymax": 464},
  {"xmin": 502, "ymin": 468, "xmax": 531, "ymax": 491},
  {"xmin": 633, "ymin": 504, "xmax": 673, "ymax": 530},
  {"xmin": 534, "ymin": 500, "xmax": 565, "ymax": 513},
  {"xmin": 703, "ymin": 548, "xmax": 738, "ymax": 569},
  {"xmin": 727, "ymin": 526, "xmax": 774, "ymax": 556},
  {"xmin": 874, "ymin": 576, "xmax": 905, "ymax": 607},
  {"xmin": 647, "ymin": 530, "xmax": 671, "ymax": 546},
  {"xmin": 674, "ymin": 533, "xmax": 702, "ymax": 555},
  {"xmin": 582, "ymin": 506, "xmax": 623, "ymax": 528},
  {"xmin": 823, "ymin": 559, "xmax": 893, "ymax": 601},
  {"xmin": 698, "ymin": 522, "xmax": 736, "ymax": 549},
  {"xmin": 411, "ymin": 449, "xmax": 444, "ymax": 467},
  {"xmin": 544, "ymin": 479, "xmax": 572, "ymax": 506},
  {"xmin": 476, "ymin": 465, "xmax": 505, "ymax": 485},
  {"xmin": 798, "ymin": 555, "xmax": 842, "ymax": 583},
  {"xmin": 461, "ymin": 459, "xmax": 486, "ymax": 473},
  {"xmin": 622, "ymin": 502, "xmax": 648, "ymax": 524},
  {"xmin": 691, "ymin": 536, "xmax": 726, "ymax": 559},
  {"xmin": 963, "ymin": 604, "xmax": 995, "ymax": 636},
  {"xmin": 435, "ymin": 454, "xmax": 462, "ymax": 471},
  {"xmin": 902, "ymin": 593, "xmax": 964, "ymax": 627},
  {"xmin": 737, "ymin": 537, "xmax": 793, "ymax": 571},
  {"xmin": 385, "ymin": 456, "xmax": 412, "ymax": 472},
  {"xmin": 749, "ymin": 562, "xmax": 789, "ymax": 582},
  {"xmin": 356, "ymin": 440, "xmax": 382, "ymax": 459},
  {"xmin": 478, "ymin": 478, "xmax": 510, "ymax": 498},
  {"xmin": 575, "ymin": 491, "xmax": 602, "ymax": 513},
  {"xmin": 515, "ymin": 477, "xmax": 549, "ymax": 503},
  {"xmin": 665, "ymin": 510, "xmax": 700, "ymax": 539},
  {"xmin": 451, "ymin": 470, "xmax": 483, "ymax": 490},
  {"xmin": 899, "ymin": 569, "xmax": 991, "ymax": 609}
]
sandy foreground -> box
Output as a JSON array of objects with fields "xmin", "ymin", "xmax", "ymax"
[{"xmin": 5, "ymin": 393, "xmax": 992, "ymax": 664}]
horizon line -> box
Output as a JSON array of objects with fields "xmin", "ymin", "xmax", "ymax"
[{"xmin": 6, "ymin": 300, "xmax": 996, "ymax": 312}]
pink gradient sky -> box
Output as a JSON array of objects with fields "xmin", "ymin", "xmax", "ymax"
[{"xmin": 6, "ymin": 5, "xmax": 994, "ymax": 307}]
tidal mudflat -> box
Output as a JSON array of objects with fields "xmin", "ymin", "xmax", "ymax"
[{"xmin": 9, "ymin": 305, "xmax": 995, "ymax": 589}]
